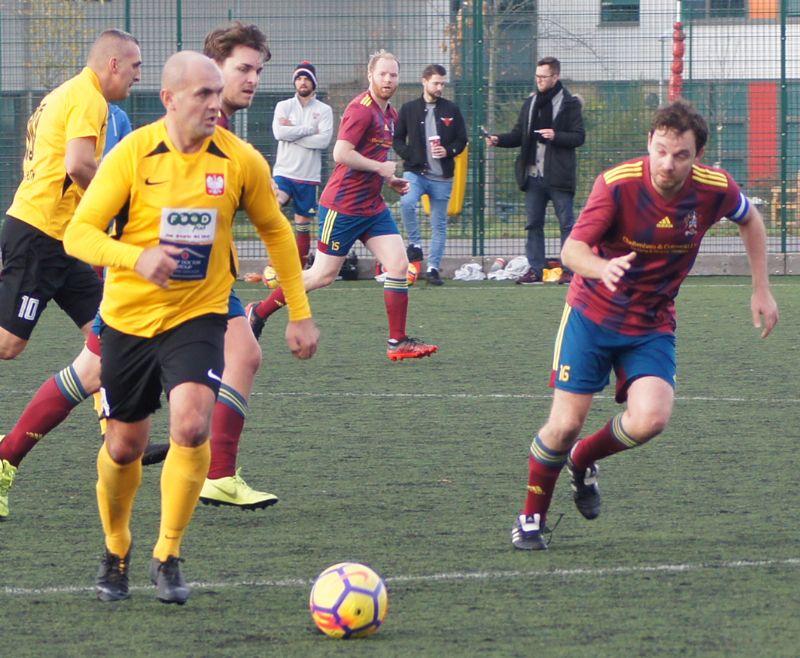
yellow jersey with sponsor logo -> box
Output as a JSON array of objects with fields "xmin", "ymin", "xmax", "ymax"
[
  {"xmin": 7, "ymin": 67, "xmax": 107, "ymax": 240},
  {"xmin": 64, "ymin": 119, "xmax": 310, "ymax": 337}
]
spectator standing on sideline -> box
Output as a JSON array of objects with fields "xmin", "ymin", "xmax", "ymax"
[
  {"xmin": 487, "ymin": 56, "xmax": 584, "ymax": 285},
  {"xmin": 272, "ymin": 62, "xmax": 333, "ymax": 267},
  {"xmin": 510, "ymin": 100, "xmax": 778, "ymax": 551},
  {"xmin": 0, "ymin": 29, "xmax": 141, "ymax": 362},
  {"xmin": 64, "ymin": 51, "xmax": 318, "ymax": 604},
  {"xmin": 104, "ymin": 104, "xmax": 133, "ymax": 156},
  {"xmin": 393, "ymin": 64, "xmax": 467, "ymax": 286},
  {"xmin": 248, "ymin": 50, "xmax": 438, "ymax": 362}
]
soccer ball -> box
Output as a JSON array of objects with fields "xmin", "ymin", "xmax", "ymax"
[
  {"xmin": 262, "ymin": 265, "xmax": 279, "ymax": 289},
  {"xmin": 309, "ymin": 562, "xmax": 388, "ymax": 639}
]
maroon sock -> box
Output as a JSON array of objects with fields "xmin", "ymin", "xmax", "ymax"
[
  {"xmin": 522, "ymin": 436, "xmax": 568, "ymax": 524},
  {"xmin": 255, "ymin": 288, "xmax": 287, "ymax": 319},
  {"xmin": 207, "ymin": 401, "xmax": 246, "ymax": 479},
  {"xmin": 0, "ymin": 376, "xmax": 83, "ymax": 466},
  {"xmin": 570, "ymin": 414, "xmax": 637, "ymax": 469},
  {"xmin": 383, "ymin": 279, "xmax": 408, "ymax": 341},
  {"xmin": 296, "ymin": 233, "xmax": 311, "ymax": 267}
]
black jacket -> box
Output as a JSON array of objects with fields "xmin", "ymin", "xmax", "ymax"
[
  {"xmin": 393, "ymin": 96, "xmax": 468, "ymax": 178},
  {"xmin": 495, "ymin": 87, "xmax": 584, "ymax": 193}
]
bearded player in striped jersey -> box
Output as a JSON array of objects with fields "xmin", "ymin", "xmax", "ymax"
[
  {"xmin": 512, "ymin": 100, "xmax": 779, "ymax": 550},
  {"xmin": 247, "ymin": 50, "xmax": 438, "ymax": 361}
]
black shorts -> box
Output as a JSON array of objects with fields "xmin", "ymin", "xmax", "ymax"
[
  {"xmin": 0, "ymin": 215, "xmax": 102, "ymax": 339},
  {"xmin": 99, "ymin": 314, "xmax": 227, "ymax": 423}
]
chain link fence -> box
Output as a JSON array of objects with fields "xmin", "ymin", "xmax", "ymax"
[{"xmin": 0, "ymin": 0, "xmax": 798, "ymax": 263}]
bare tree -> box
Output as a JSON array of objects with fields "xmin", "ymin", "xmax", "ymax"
[{"xmin": 20, "ymin": 0, "xmax": 95, "ymax": 91}]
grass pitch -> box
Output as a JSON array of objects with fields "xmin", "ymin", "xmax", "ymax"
[{"xmin": 1, "ymin": 277, "xmax": 799, "ymax": 657}]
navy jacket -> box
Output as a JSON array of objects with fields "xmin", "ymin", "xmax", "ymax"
[
  {"xmin": 393, "ymin": 96, "xmax": 468, "ymax": 179},
  {"xmin": 495, "ymin": 87, "xmax": 584, "ymax": 193}
]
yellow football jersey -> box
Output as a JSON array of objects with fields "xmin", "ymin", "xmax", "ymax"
[
  {"xmin": 7, "ymin": 67, "xmax": 107, "ymax": 240},
  {"xmin": 64, "ymin": 119, "xmax": 310, "ymax": 337}
]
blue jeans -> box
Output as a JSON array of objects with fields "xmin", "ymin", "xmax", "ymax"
[
  {"xmin": 524, "ymin": 176, "xmax": 575, "ymax": 276},
  {"xmin": 399, "ymin": 171, "xmax": 453, "ymax": 270}
]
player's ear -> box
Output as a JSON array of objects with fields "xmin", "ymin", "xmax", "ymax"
[
  {"xmin": 160, "ymin": 89, "xmax": 173, "ymax": 111},
  {"xmin": 695, "ymin": 146, "xmax": 705, "ymax": 161}
]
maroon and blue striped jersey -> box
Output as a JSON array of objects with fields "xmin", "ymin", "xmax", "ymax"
[
  {"xmin": 567, "ymin": 156, "xmax": 749, "ymax": 335},
  {"xmin": 319, "ymin": 91, "xmax": 397, "ymax": 216}
]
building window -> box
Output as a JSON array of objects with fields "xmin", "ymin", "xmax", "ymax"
[
  {"xmin": 684, "ymin": 0, "xmax": 746, "ymax": 20},
  {"xmin": 600, "ymin": 0, "xmax": 640, "ymax": 23}
]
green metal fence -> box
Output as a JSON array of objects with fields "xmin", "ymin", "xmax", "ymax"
[{"xmin": 0, "ymin": 0, "xmax": 798, "ymax": 262}]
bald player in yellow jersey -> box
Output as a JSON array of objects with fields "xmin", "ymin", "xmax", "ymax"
[
  {"xmin": 64, "ymin": 51, "xmax": 319, "ymax": 605},
  {"xmin": 0, "ymin": 29, "xmax": 141, "ymax": 360}
]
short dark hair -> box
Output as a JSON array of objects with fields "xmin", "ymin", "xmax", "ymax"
[
  {"xmin": 649, "ymin": 100, "xmax": 709, "ymax": 152},
  {"xmin": 536, "ymin": 56, "xmax": 560, "ymax": 75},
  {"xmin": 203, "ymin": 21, "xmax": 271, "ymax": 65},
  {"xmin": 98, "ymin": 28, "xmax": 139, "ymax": 47},
  {"xmin": 422, "ymin": 64, "xmax": 446, "ymax": 79}
]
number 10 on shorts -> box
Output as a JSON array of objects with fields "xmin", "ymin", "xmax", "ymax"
[{"xmin": 17, "ymin": 294, "xmax": 39, "ymax": 321}]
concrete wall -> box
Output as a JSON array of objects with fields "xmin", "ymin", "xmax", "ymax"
[{"xmin": 537, "ymin": 1, "xmax": 800, "ymax": 83}]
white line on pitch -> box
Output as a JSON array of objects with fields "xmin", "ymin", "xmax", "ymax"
[
  {"xmin": 0, "ymin": 389, "xmax": 793, "ymax": 405},
  {"xmin": 252, "ymin": 391, "xmax": 800, "ymax": 404},
  {"xmin": 3, "ymin": 557, "xmax": 799, "ymax": 597}
]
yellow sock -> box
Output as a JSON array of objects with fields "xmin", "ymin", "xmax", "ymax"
[
  {"xmin": 96, "ymin": 442, "xmax": 142, "ymax": 557},
  {"xmin": 92, "ymin": 391, "xmax": 107, "ymax": 437},
  {"xmin": 153, "ymin": 438, "xmax": 210, "ymax": 562}
]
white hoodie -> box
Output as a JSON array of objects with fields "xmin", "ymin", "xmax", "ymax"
[{"xmin": 272, "ymin": 94, "xmax": 334, "ymax": 183}]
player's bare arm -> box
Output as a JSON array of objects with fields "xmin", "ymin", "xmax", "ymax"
[
  {"xmin": 561, "ymin": 237, "xmax": 636, "ymax": 292},
  {"xmin": 64, "ymin": 137, "xmax": 99, "ymax": 189},
  {"xmin": 736, "ymin": 206, "xmax": 779, "ymax": 338},
  {"xmin": 333, "ymin": 139, "xmax": 396, "ymax": 178}
]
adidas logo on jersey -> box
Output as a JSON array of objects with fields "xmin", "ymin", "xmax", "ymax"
[{"xmin": 656, "ymin": 216, "xmax": 674, "ymax": 229}]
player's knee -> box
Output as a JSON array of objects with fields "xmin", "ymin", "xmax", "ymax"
[
  {"xmin": 384, "ymin": 255, "xmax": 410, "ymax": 280},
  {"xmin": 227, "ymin": 340, "xmax": 262, "ymax": 378},
  {"xmin": 626, "ymin": 410, "xmax": 670, "ymax": 443},
  {"xmin": 309, "ymin": 267, "xmax": 338, "ymax": 288},
  {"xmin": 542, "ymin": 417, "xmax": 583, "ymax": 451},
  {"xmin": 171, "ymin": 411, "xmax": 211, "ymax": 446},
  {"xmin": 104, "ymin": 437, "xmax": 144, "ymax": 465},
  {"xmin": 244, "ymin": 341, "xmax": 262, "ymax": 375},
  {"xmin": 72, "ymin": 353, "xmax": 102, "ymax": 393},
  {"xmin": 78, "ymin": 370, "xmax": 102, "ymax": 394},
  {"xmin": 0, "ymin": 338, "xmax": 26, "ymax": 360},
  {"xmin": 0, "ymin": 348, "xmax": 18, "ymax": 360}
]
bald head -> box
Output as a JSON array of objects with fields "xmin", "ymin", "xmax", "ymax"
[
  {"xmin": 160, "ymin": 51, "xmax": 224, "ymax": 152},
  {"xmin": 162, "ymin": 51, "xmax": 221, "ymax": 93}
]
